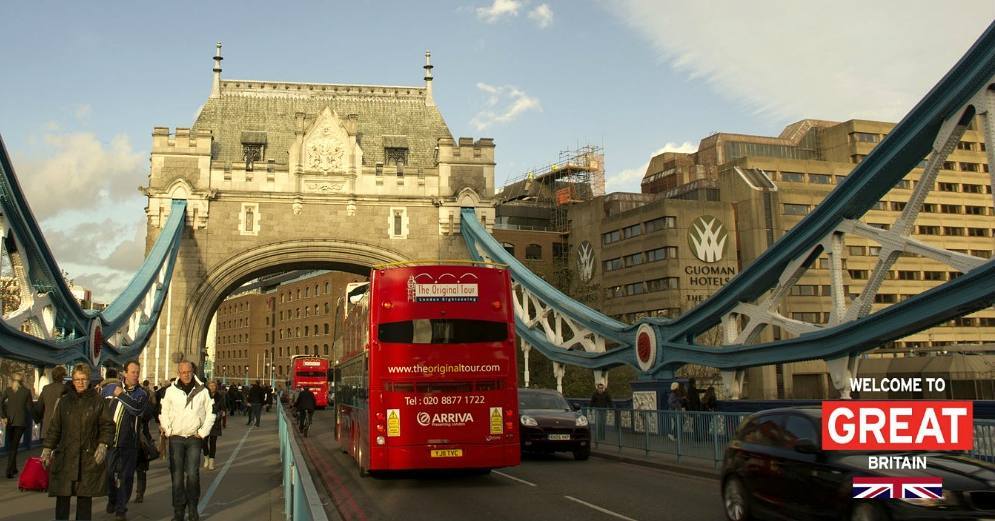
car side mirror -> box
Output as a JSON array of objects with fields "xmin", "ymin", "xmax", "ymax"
[{"xmin": 795, "ymin": 439, "xmax": 819, "ymax": 455}]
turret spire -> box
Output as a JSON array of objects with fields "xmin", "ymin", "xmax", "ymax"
[
  {"xmin": 424, "ymin": 50, "xmax": 435, "ymax": 107},
  {"xmin": 210, "ymin": 42, "xmax": 223, "ymax": 99}
]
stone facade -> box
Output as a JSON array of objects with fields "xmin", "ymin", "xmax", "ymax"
[{"xmin": 142, "ymin": 52, "xmax": 497, "ymax": 384}]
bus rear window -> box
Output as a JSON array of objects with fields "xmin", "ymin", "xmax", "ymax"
[
  {"xmin": 294, "ymin": 371, "xmax": 326, "ymax": 378},
  {"xmin": 378, "ymin": 319, "xmax": 507, "ymax": 344}
]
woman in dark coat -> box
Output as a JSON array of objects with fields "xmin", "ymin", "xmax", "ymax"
[
  {"xmin": 202, "ymin": 380, "xmax": 224, "ymax": 471},
  {"xmin": 41, "ymin": 363, "xmax": 114, "ymax": 521}
]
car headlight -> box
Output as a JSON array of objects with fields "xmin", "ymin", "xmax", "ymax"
[
  {"xmin": 520, "ymin": 415, "xmax": 538, "ymax": 427},
  {"xmin": 899, "ymin": 490, "xmax": 959, "ymax": 508},
  {"xmin": 576, "ymin": 415, "xmax": 589, "ymax": 427}
]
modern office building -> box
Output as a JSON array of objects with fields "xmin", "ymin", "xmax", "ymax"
[{"xmin": 497, "ymin": 117, "xmax": 994, "ymax": 399}]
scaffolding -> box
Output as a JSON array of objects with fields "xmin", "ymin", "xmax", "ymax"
[{"xmin": 498, "ymin": 145, "xmax": 605, "ymax": 231}]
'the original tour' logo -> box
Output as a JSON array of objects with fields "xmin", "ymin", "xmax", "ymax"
[{"xmin": 688, "ymin": 215, "xmax": 728, "ymax": 263}]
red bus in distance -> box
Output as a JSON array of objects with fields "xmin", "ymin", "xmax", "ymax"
[
  {"xmin": 291, "ymin": 355, "xmax": 329, "ymax": 409},
  {"xmin": 333, "ymin": 262, "xmax": 520, "ymax": 474}
]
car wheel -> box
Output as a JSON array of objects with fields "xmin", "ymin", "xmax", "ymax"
[
  {"xmin": 573, "ymin": 447, "xmax": 591, "ymax": 461},
  {"xmin": 850, "ymin": 502, "xmax": 886, "ymax": 521},
  {"xmin": 723, "ymin": 477, "xmax": 751, "ymax": 521}
]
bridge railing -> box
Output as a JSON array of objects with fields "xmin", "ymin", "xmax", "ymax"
[
  {"xmin": 584, "ymin": 408, "xmax": 995, "ymax": 468},
  {"xmin": 276, "ymin": 399, "xmax": 329, "ymax": 521},
  {"xmin": 584, "ymin": 407, "xmax": 749, "ymax": 468},
  {"xmin": 0, "ymin": 422, "xmax": 43, "ymax": 456}
]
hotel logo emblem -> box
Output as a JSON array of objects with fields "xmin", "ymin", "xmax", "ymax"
[{"xmin": 688, "ymin": 216, "xmax": 728, "ymax": 263}]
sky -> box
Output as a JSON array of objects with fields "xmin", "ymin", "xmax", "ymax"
[{"xmin": 1, "ymin": 1, "xmax": 992, "ymax": 303}]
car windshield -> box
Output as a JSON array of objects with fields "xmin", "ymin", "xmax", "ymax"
[{"xmin": 519, "ymin": 392, "xmax": 570, "ymax": 411}]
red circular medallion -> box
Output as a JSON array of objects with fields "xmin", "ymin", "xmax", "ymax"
[
  {"xmin": 637, "ymin": 332, "xmax": 651, "ymax": 363},
  {"xmin": 89, "ymin": 319, "xmax": 103, "ymax": 366}
]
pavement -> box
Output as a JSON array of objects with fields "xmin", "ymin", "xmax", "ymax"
[{"xmin": 0, "ymin": 412, "xmax": 284, "ymax": 521}]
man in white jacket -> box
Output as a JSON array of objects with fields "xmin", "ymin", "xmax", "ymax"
[{"xmin": 159, "ymin": 361, "xmax": 214, "ymax": 521}]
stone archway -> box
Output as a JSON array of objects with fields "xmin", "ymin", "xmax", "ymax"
[{"xmin": 177, "ymin": 238, "xmax": 409, "ymax": 370}]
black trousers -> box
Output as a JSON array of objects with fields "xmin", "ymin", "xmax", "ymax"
[
  {"xmin": 5, "ymin": 425, "xmax": 25, "ymax": 476},
  {"xmin": 202, "ymin": 435, "xmax": 218, "ymax": 458},
  {"xmin": 55, "ymin": 495, "xmax": 92, "ymax": 520}
]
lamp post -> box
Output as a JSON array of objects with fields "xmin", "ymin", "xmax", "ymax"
[
  {"xmin": 244, "ymin": 365, "xmax": 249, "ymax": 386},
  {"xmin": 222, "ymin": 366, "xmax": 227, "ymax": 385}
]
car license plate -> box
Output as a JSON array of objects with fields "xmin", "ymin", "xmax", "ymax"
[
  {"xmin": 430, "ymin": 449, "xmax": 463, "ymax": 458},
  {"xmin": 548, "ymin": 434, "xmax": 571, "ymax": 441}
]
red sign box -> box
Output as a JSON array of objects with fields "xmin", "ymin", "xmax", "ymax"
[{"xmin": 821, "ymin": 401, "xmax": 973, "ymax": 451}]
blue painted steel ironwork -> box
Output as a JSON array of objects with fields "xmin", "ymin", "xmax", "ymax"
[
  {"xmin": 0, "ymin": 133, "xmax": 186, "ymax": 367},
  {"xmin": 462, "ymin": 21, "xmax": 995, "ymax": 377},
  {"xmin": 277, "ymin": 399, "xmax": 329, "ymax": 521}
]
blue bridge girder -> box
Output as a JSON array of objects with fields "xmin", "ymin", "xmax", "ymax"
[
  {"xmin": 462, "ymin": 20, "xmax": 995, "ymax": 381},
  {"xmin": 0, "ymin": 133, "xmax": 186, "ymax": 368}
]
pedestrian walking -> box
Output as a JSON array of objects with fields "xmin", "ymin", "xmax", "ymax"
[
  {"xmin": 133, "ymin": 388, "xmax": 156, "ymax": 504},
  {"xmin": 202, "ymin": 381, "xmax": 223, "ymax": 471},
  {"xmin": 231, "ymin": 385, "xmax": 244, "ymax": 417},
  {"xmin": 215, "ymin": 384, "xmax": 227, "ymax": 429},
  {"xmin": 589, "ymin": 382, "xmax": 613, "ymax": 441},
  {"xmin": 103, "ymin": 360, "xmax": 151, "ymax": 521},
  {"xmin": 35, "ymin": 366, "xmax": 69, "ymax": 440},
  {"xmin": 159, "ymin": 361, "xmax": 215, "ymax": 521},
  {"xmin": 2, "ymin": 372, "xmax": 35, "ymax": 479},
  {"xmin": 667, "ymin": 381, "xmax": 685, "ymax": 441},
  {"xmin": 264, "ymin": 385, "xmax": 273, "ymax": 413},
  {"xmin": 246, "ymin": 381, "xmax": 264, "ymax": 427},
  {"xmin": 40, "ymin": 363, "xmax": 114, "ymax": 521},
  {"xmin": 686, "ymin": 378, "xmax": 702, "ymax": 411}
]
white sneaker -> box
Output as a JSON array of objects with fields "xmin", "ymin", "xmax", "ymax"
[
  {"xmin": 203, "ymin": 458, "xmax": 209, "ymax": 469},
  {"xmin": 208, "ymin": 457, "xmax": 215, "ymax": 471}
]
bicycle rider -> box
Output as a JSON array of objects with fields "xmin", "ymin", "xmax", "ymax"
[{"xmin": 292, "ymin": 385, "xmax": 317, "ymax": 434}]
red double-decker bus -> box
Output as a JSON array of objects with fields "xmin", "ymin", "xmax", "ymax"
[
  {"xmin": 333, "ymin": 262, "xmax": 520, "ymax": 475},
  {"xmin": 291, "ymin": 355, "xmax": 329, "ymax": 409}
]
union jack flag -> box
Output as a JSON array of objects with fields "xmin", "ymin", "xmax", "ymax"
[{"xmin": 852, "ymin": 477, "xmax": 943, "ymax": 499}]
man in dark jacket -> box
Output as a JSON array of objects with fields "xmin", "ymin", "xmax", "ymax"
[
  {"xmin": 36, "ymin": 366, "xmax": 68, "ymax": 439},
  {"xmin": 104, "ymin": 360, "xmax": 150, "ymax": 521},
  {"xmin": 589, "ymin": 383, "xmax": 613, "ymax": 409},
  {"xmin": 1, "ymin": 372, "xmax": 34, "ymax": 479},
  {"xmin": 246, "ymin": 381, "xmax": 264, "ymax": 427},
  {"xmin": 292, "ymin": 386, "xmax": 317, "ymax": 433},
  {"xmin": 686, "ymin": 378, "xmax": 702, "ymax": 412}
]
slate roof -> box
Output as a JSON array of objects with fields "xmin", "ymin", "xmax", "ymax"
[{"xmin": 192, "ymin": 80, "xmax": 453, "ymax": 169}]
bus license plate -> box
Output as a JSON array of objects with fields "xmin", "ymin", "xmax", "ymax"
[
  {"xmin": 548, "ymin": 434, "xmax": 571, "ymax": 441},
  {"xmin": 431, "ymin": 449, "xmax": 463, "ymax": 458}
]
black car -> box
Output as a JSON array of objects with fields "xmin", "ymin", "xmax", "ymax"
[
  {"xmin": 518, "ymin": 388, "xmax": 591, "ymax": 460},
  {"xmin": 721, "ymin": 407, "xmax": 995, "ymax": 521}
]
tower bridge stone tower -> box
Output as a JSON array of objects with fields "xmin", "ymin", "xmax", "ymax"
[{"xmin": 141, "ymin": 45, "xmax": 495, "ymax": 382}]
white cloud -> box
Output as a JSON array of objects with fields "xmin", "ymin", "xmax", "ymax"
[
  {"xmin": 612, "ymin": 1, "xmax": 995, "ymax": 122},
  {"xmin": 528, "ymin": 4, "xmax": 553, "ymax": 28},
  {"xmin": 13, "ymin": 131, "xmax": 146, "ymax": 220},
  {"xmin": 471, "ymin": 83, "xmax": 542, "ymax": 131},
  {"xmin": 476, "ymin": 0, "xmax": 521, "ymax": 23},
  {"xmin": 606, "ymin": 142, "xmax": 698, "ymax": 193},
  {"xmin": 74, "ymin": 104, "xmax": 92, "ymax": 122}
]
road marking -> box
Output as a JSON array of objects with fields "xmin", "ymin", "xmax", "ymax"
[
  {"xmin": 198, "ymin": 427, "xmax": 252, "ymax": 515},
  {"xmin": 493, "ymin": 470, "xmax": 537, "ymax": 487},
  {"xmin": 564, "ymin": 495, "xmax": 639, "ymax": 521}
]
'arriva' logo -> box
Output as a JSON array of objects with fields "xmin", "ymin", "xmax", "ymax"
[{"xmin": 688, "ymin": 216, "xmax": 728, "ymax": 263}]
